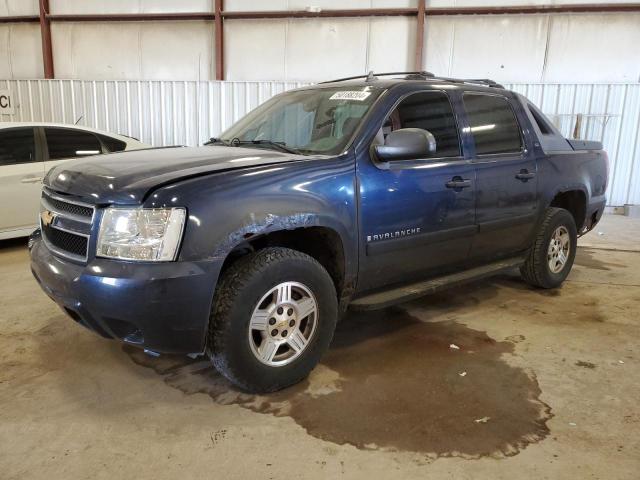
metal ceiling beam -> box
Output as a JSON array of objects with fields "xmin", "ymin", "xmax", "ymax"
[
  {"xmin": 2, "ymin": 4, "xmax": 639, "ymax": 24},
  {"xmin": 221, "ymin": 8, "xmax": 416, "ymax": 19},
  {"xmin": 215, "ymin": 0, "xmax": 224, "ymax": 80},
  {"xmin": 45, "ymin": 13, "xmax": 215, "ymax": 22},
  {"xmin": 39, "ymin": 0, "xmax": 54, "ymax": 79},
  {"xmin": 415, "ymin": 0, "xmax": 426, "ymax": 71},
  {"xmin": 0, "ymin": 15, "xmax": 39, "ymax": 23},
  {"xmin": 221, "ymin": 3, "xmax": 640, "ymax": 19},
  {"xmin": 424, "ymin": 3, "xmax": 640, "ymax": 15}
]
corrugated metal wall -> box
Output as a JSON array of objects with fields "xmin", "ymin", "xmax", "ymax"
[{"xmin": 1, "ymin": 79, "xmax": 639, "ymax": 206}]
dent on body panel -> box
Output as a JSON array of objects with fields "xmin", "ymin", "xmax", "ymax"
[
  {"xmin": 211, "ymin": 212, "xmax": 321, "ymax": 260},
  {"xmin": 540, "ymin": 153, "xmax": 596, "ymax": 207},
  {"xmin": 153, "ymin": 159, "xmax": 357, "ymax": 263}
]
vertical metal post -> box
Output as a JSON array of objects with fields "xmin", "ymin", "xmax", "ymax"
[
  {"xmin": 414, "ymin": 0, "xmax": 426, "ymax": 71},
  {"xmin": 39, "ymin": 0, "xmax": 54, "ymax": 78},
  {"xmin": 215, "ymin": 0, "xmax": 224, "ymax": 80}
]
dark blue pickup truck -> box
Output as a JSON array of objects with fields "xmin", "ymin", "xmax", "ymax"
[{"xmin": 30, "ymin": 72, "xmax": 608, "ymax": 392}]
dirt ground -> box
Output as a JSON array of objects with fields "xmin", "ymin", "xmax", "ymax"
[{"xmin": 1, "ymin": 216, "xmax": 638, "ymax": 479}]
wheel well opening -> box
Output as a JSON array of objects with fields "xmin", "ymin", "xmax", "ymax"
[
  {"xmin": 550, "ymin": 190, "xmax": 586, "ymax": 230},
  {"xmin": 220, "ymin": 227, "xmax": 345, "ymax": 297}
]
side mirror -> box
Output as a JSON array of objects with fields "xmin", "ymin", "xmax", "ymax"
[{"xmin": 373, "ymin": 128, "xmax": 437, "ymax": 161}]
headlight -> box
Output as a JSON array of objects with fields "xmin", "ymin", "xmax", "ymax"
[{"xmin": 97, "ymin": 207, "xmax": 186, "ymax": 261}]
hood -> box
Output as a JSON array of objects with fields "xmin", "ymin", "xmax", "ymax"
[{"xmin": 45, "ymin": 146, "xmax": 307, "ymax": 204}]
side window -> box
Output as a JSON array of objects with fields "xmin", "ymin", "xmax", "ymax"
[
  {"xmin": 527, "ymin": 103, "xmax": 554, "ymax": 135},
  {"xmin": 0, "ymin": 128, "xmax": 36, "ymax": 166},
  {"xmin": 380, "ymin": 91, "xmax": 461, "ymax": 157},
  {"xmin": 45, "ymin": 128, "xmax": 102, "ymax": 160},
  {"xmin": 97, "ymin": 134, "xmax": 127, "ymax": 152},
  {"xmin": 463, "ymin": 94, "xmax": 523, "ymax": 155}
]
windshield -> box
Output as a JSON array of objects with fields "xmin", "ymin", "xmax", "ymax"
[{"xmin": 218, "ymin": 86, "xmax": 384, "ymax": 155}]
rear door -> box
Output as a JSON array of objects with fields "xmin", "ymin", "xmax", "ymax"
[
  {"xmin": 42, "ymin": 127, "xmax": 103, "ymax": 173},
  {"xmin": 462, "ymin": 92, "xmax": 539, "ymax": 260},
  {"xmin": 0, "ymin": 127, "xmax": 44, "ymax": 235},
  {"xmin": 356, "ymin": 90, "xmax": 476, "ymax": 293}
]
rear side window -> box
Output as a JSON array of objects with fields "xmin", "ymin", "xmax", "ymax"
[
  {"xmin": 45, "ymin": 128, "xmax": 102, "ymax": 160},
  {"xmin": 527, "ymin": 103, "xmax": 554, "ymax": 135},
  {"xmin": 463, "ymin": 94, "xmax": 522, "ymax": 155},
  {"xmin": 0, "ymin": 128, "xmax": 36, "ymax": 166},
  {"xmin": 382, "ymin": 91, "xmax": 461, "ymax": 157},
  {"xmin": 97, "ymin": 134, "xmax": 127, "ymax": 152}
]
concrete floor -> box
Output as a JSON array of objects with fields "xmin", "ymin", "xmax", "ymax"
[{"xmin": 1, "ymin": 215, "xmax": 639, "ymax": 479}]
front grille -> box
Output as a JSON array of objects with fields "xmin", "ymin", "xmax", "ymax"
[
  {"xmin": 40, "ymin": 188, "xmax": 94, "ymax": 262},
  {"xmin": 42, "ymin": 223, "xmax": 88, "ymax": 258},
  {"xmin": 42, "ymin": 191, "xmax": 93, "ymax": 219}
]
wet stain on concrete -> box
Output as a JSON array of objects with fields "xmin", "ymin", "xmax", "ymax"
[
  {"xmin": 125, "ymin": 308, "xmax": 552, "ymax": 458},
  {"xmin": 575, "ymin": 360, "xmax": 597, "ymax": 369},
  {"xmin": 574, "ymin": 248, "xmax": 627, "ymax": 271}
]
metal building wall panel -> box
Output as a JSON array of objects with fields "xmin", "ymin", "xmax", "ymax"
[
  {"xmin": 368, "ymin": 17, "xmax": 417, "ymax": 73},
  {"xmin": 225, "ymin": 19, "xmax": 287, "ymax": 81},
  {"xmin": 51, "ymin": 22, "xmax": 215, "ymax": 81},
  {"xmin": 0, "ymin": 0, "xmax": 38, "ymax": 16},
  {"xmin": 48, "ymin": 0, "xmax": 213, "ymax": 15},
  {"xmin": 0, "ymin": 79, "xmax": 638, "ymax": 206},
  {"xmin": 223, "ymin": 0, "xmax": 418, "ymax": 10},
  {"xmin": 285, "ymin": 18, "xmax": 369, "ymax": 82},
  {"xmin": 0, "ymin": 23, "xmax": 44, "ymax": 79}
]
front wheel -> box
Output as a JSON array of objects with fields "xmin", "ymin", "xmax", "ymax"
[
  {"xmin": 207, "ymin": 247, "xmax": 338, "ymax": 393},
  {"xmin": 521, "ymin": 207, "xmax": 577, "ymax": 289}
]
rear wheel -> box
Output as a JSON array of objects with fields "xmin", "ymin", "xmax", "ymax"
[
  {"xmin": 521, "ymin": 207, "xmax": 577, "ymax": 289},
  {"xmin": 207, "ymin": 247, "xmax": 338, "ymax": 393}
]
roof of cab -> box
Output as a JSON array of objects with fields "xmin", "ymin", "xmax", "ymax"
[{"xmin": 299, "ymin": 71, "xmax": 509, "ymax": 94}]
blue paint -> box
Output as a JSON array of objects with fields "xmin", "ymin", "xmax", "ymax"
[{"xmin": 30, "ymin": 78, "xmax": 608, "ymax": 354}]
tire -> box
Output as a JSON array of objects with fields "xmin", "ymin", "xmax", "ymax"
[
  {"xmin": 207, "ymin": 247, "xmax": 338, "ymax": 393},
  {"xmin": 520, "ymin": 207, "xmax": 577, "ymax": 289}
]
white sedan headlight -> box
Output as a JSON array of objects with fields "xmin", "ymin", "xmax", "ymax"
[{"xmin": 97, "ymin": 207, "xmax": 186, "ymax": 261}]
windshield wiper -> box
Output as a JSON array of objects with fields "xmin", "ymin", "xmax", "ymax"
[
  {"xmin": 236, "ymin": 140, "xmax": 304, "ymax": 155},
  {"xmin": 205, "ymin": 137, "xmax": 305, "ymax": 155}
]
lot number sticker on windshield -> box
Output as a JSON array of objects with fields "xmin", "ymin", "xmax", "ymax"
[{"xmin": 330, "ymin": 91, "xmax": 371, "ymax": 101}]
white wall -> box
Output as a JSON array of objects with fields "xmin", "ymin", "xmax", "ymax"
[
  {"xmin": 225, "ymin": 16, "xmax": 417, "ymax": 81},
  {"xmin": 0, "ymin": 23, "xmax": 44, "ymax": 78},
  {"xmin": 0, "ymin": 0, "xmax": 38, "ymax": 16},
  {"xmin": 424, "ymin": 13, "xmax": 640, "ymax": 83},
  {"xmin": 224, "ymin": 0, "xmax": 419, "ymax": 10},
  {"xmin": 49, "ymin": 1, "xmax": 213, "ymax": 14},
  {"xmin": 0, "ymin": 0, "xmax": 638, "ymax": 83},
  {"xmin": 51, "ymin": 21, "xmax": 214, "ymax": 80}
]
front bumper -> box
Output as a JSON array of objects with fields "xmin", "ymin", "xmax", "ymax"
[{"xmin": 30, "ymin": 233, "xmax": 220, "ymax": 354}]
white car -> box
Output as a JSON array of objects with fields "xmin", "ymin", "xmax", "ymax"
[{"xmin": 0, "ymin": 123, "xmax": 149, "ymax": 240}]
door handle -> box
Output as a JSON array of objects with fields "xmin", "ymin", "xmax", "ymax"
[
  {"xmin": 515, "ymin": 169, "xmax": 536, "ymax": 181},
  {"xmin": 20, "ymin": 176, "xmax": 43, "ymax": 184},
  {"xmin": 445, "ymin": 177, "xmax": 471, "ymax": 189}
]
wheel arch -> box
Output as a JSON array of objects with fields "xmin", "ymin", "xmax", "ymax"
[
  {"xmin": 546, "ymin": 188, "xmax": 587, "ymax": 231},
  {"xmin": 219, "ymin": 224, "xmax": 348, "ymax": 301}
]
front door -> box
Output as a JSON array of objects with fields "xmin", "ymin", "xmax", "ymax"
[
  {"xmin": 461, "ymin": 92, "xmax": 539, "ymax": 260},
  {"xmin": 0, "ymin": 127, "xmax": 44, "ymax": 236},
  {"xmin": 356, "ymin": 90, "xmax": 476, "ymax": 294}
]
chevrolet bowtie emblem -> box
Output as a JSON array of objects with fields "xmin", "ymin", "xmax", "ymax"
[{"xmin": 41, "ymin": 209, "xmax": 56, "ymax": 227}]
